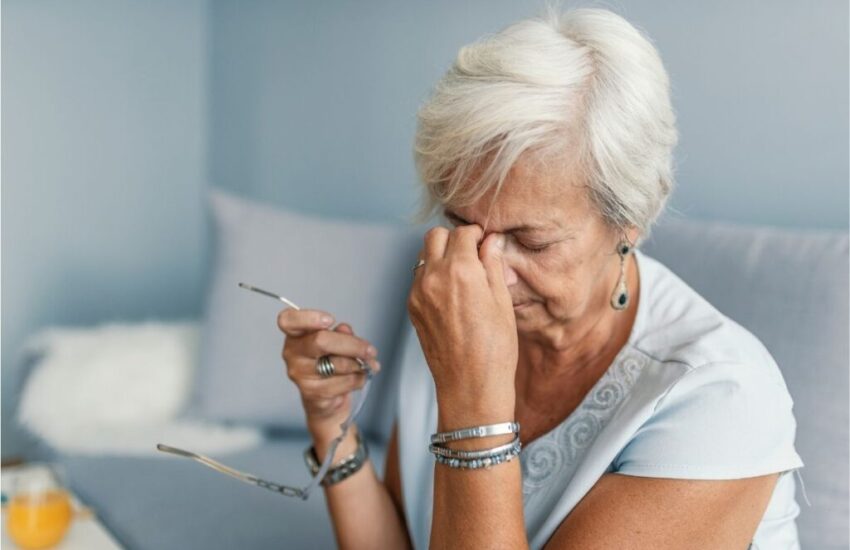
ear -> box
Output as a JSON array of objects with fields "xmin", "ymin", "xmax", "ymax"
[
  {"xmin": 615, "ymin": 225, "xmax": 640, "ymax": 249},
  {"xmin": 625, "ymin": 225, "xmax": 641, "ymax": 248}
]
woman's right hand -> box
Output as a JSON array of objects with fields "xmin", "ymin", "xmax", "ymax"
[{"xmin": 278, "ymin": 308, "xmax": 381, "ymax": 434}]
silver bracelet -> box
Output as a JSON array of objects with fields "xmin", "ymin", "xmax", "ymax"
[
  {"xmin": 429, "ymin": 433, "xmax": 521, "ymax": 460},
  {"xmin": 303, "ymin": 430, "xmax": 369, "ymax": 487},
  {"xmin": 430, "ymin": 421, "xmax": 520, "ymax": 444},
  {"xmin": 434, "ymin": 440, "xmax": 522, "ymax": 470}
]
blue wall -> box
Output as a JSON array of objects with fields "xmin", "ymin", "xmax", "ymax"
[
  {"xmin": 2, "ymin": 0, "xmax": 209, "ymax": 458},
  {"xmin": 3, "ymin": 0, "xmax": 847, "ymax": 459},
  {"xmin": 209, "ymin": 0, "xmax": 848, "ymax": 228}
]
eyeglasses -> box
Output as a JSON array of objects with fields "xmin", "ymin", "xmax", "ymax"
[{"xmin": 156, "ymin": 283, "xmax": 376, "ymax": 501}]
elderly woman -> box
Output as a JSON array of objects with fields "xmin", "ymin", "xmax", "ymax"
[{"xmin": 278, "ymin": 7, "xmax": 804, "ymax": 550}]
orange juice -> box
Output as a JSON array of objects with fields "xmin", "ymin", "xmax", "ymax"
[{"xmin": 7, "ymin": 489, "xmax": 73, "ymax": 549}]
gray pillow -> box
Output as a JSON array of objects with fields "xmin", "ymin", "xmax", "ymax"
[
  {"xmin": 191, "ymin": 189, "xmax": 422, "ymax": 442},
  {"xmin": 642, "ymin": 217, "xmax": 849, "ymax": 550}
]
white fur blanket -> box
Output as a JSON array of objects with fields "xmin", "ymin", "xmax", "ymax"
[{"xmin": 16, "ymin": 320, "xmax": 262, "ymax": 457}]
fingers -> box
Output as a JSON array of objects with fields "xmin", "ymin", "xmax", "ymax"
[
  {"xmin": 277, "ymin": 307, "xmax": 335, "ymax": 337},
  {"xmin": 282, "ymin": 321, "xmax": 380, "ymax": 379},
  {"xmin": 299, "ymin": 371, "xmax": 370, "ymax": 398},
  {"xmin": 479, "ymin": 231, "xmax": 508, "ymax": 292},
  {"xmin": 305, "ymin": 325, "xmax": 376, "ymax": 361},
  {"xmin": 423, "ymin": 226, "xmax": 450, "ymax": 261},
  {"xmin": 445, "ymin": 224, "xmax": 484, "ymax": 259},
  {"xmin": 331, "ymin": 322, "xmax": 380, "ymax": 374}
]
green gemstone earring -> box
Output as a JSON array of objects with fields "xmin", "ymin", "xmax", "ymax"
[{"xmin": 610, "ymin": 239, "xmax": 632, "ymax": 311}]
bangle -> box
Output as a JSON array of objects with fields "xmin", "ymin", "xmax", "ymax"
[
  {"xmin": 433, "ymin": 441, "xmax": 522, "ymax": 470},
  {"xmin": 430, "ymin": 421, "xmax": 520, "ymax": 444},
  {"xmin": 303, "ymin": 430, "xmax": 369, "ymax": 487},
  {"xmin": 429, "ymin": 433, "xmax": 521, "ymax": 460}
]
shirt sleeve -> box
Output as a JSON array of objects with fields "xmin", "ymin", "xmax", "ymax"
[{"xmin": 613, "ymin": 361, "xmax": 805, "ymax": 479}]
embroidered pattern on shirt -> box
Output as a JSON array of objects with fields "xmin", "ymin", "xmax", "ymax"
[{"xmin": 519, "ymin": 348, "xmax": 648, "ymax": 500}]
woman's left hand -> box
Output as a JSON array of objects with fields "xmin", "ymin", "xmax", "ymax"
[{"xmin": 406, "ymin": 224, "xmax": 518, "ymax": 416}]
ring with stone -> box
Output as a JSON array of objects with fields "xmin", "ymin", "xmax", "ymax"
[{"xmin": 316, "ymin": 355, "xmax": 336, "ymax": 378}]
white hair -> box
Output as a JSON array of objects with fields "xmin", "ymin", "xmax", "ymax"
[{"xmin": 411, "ymin": 5, "xmax": 678, "ymax": 246}]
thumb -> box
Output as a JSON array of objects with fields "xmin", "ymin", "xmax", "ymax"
[
  {"xmin": 479, "ymin": 232, "xmax": 508, "ymax": 292},
  {"xmin": 334, "ymin": 323, "xmax": 354, "ymax": 335}
]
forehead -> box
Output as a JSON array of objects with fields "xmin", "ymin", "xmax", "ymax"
[{"xmin": 445, "ymin": 153, "xmax": 590, "ymax": 232}]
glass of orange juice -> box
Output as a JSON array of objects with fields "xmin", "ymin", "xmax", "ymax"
[{"xmin": 6, "ymin": 463, "xmax": 73, "ymax": 549}]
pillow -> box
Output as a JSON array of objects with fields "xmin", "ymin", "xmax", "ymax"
[
  {"xmin": 641, "ymin": 218, "xmax": 848, "ymax": 550},
  {"xmin": 191, "ymin": 189, "xmax": 422, "ymax": 442},
  {"xmin": 15, "ymin": 320, "xmax": 262, "ymax": 457}
]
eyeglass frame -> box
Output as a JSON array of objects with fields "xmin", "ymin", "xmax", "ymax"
[{"xmin": 156, "ymin": 282, "xmax": 376, "ymax": 501}]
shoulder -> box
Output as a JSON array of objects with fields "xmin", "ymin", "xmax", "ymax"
[
  {"xmin": 631, "ymin": 249, "xmax": 784, "ymax": 385},
  {"xmin": 615, "ymin": 252, "xmax": 803, "ymax": 478}
]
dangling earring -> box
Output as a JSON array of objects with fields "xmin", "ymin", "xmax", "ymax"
[{"xmin": 610, "ymin": 239, "xmax": 633, "ymax": 311}]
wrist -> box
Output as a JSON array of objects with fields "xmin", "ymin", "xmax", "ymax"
[
  {"xmin": 309, "ymin": 421, "xmax": 360, "ymax": 464},
  {"xmin": 436, "ymin": 389, "xmax": 516, "ymax": 438}
]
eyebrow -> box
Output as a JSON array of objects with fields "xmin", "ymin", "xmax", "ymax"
[{"xmin": 443, "ymin": 210, "xmax": 551, "ymax": 234}]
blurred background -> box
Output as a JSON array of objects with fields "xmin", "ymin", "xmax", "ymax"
[{"xmin": 3, "ymin": 0, "xmax": 848, "ymax": 462}]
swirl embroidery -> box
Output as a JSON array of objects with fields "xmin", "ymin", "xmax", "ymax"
[
  {"xmin": 519, "ymin": 348, "xmax": 648, "ymax": 499},
  {"xmin": 522, "ymin": 438, "xmax": 565, "ymax": 489}
]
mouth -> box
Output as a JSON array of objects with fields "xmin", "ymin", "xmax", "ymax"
[{"xmin": 512, "ymin": 302, "xmax": 533, "ymax": 310}]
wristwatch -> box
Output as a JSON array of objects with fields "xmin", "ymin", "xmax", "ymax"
[{"xmin": 304, "ymin": 430, "xmax": 369, "ymax": 487}]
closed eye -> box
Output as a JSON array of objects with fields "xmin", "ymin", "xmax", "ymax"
[
  {"xmin": 518, "ymin": 240, "xmax": 550, "ymax": 254},
  {"xmin": 444, "ymin": 215, "xmax": 552, "ymax": 254}
]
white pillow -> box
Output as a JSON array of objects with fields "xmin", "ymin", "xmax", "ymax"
[{"xmin": 16, "ymin": 320, "xmax": 261, "ymax": 457}]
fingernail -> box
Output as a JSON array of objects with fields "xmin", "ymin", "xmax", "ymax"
[
  {"xmin": 496, "ymin": 235, "xmax": 506, "ymax": 249},
  {"xmin": 366, "ymin": 345, "xmax": 378, "ymax": 357},
  {"xmin": 321, "ymin": 315, "xmax": 333, "ymax": 325}
]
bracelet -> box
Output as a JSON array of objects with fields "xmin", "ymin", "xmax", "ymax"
[
  {"xmin": 303, "ymin": 430, "xmax": 369, "ymax": 487},
  {"xmin": 433, "ymin": 440, "xmax": 522, "ymax": 470},
  {"xmin": 430, "ymin": 421, "xmax": 520, "ymax": 444},
  {"xmin": 429, "ymin": 433, "xmax": 521, "ymax": 460}
]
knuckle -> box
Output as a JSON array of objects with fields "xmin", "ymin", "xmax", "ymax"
[
  {"xmin": 312, "ymin": 330, "xmax": 329, "ymax": 350},
  {"xmin": 316, "ymin": 387, "xmax": 339, "ymax": 401},
  {"xmin": 276, "ymin": 309, "xmax": 289, "ymax": 330},
  {"xmin": 299, "ymin": 377, "xmax": 320, "ymax": 394},
  {"xmin": 420, "ymin": 273, "xmax": 439, "ymax": 295},
  {"xmin": 425, "ymin": 226, "xmax": 448, "ymax": 241},
  {"xmin": 448, "ymin": 261, "xmax": 473, "ymax": 283},
  {"xmin": 281, "ymin": 342, "xmax": 295, "ymax": 363}
]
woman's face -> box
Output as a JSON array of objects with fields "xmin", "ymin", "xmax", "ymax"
[{"xmin": 440, "ymin": 154, "xmax": 636, "ymax": 340}]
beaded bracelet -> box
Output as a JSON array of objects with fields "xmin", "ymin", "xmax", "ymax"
[
  {"xmin": 429, "ymin": 433, "xmax": 521, "ymax": 460},
  {"xmin": 433, "ymin": 440, "xmax": 522, "ymax": 470}
]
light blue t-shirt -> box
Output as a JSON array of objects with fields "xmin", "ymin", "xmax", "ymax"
[{"xmin": 395, "ymin": 247, "xmax": 806, "ymax": 549}]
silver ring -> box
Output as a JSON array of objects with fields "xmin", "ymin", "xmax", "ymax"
[
  {"xmin": 412, "ymin": 258, "xmax": 425, "ymax": 272},
  {"xmin": 316, "ymin": 355, "xmax": 336, "ymax": 378}
]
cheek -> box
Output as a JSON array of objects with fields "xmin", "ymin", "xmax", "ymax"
[{"xmin": 520, "ymin": 256, "xmax": 578, "ymax": 302}]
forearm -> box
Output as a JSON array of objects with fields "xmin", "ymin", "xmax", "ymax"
[
  {"xmin": 311, "ymin": 423, "xmax": 412, "ymax": 550},
  {"xmin": 430, "ymin": 392, "xmax": 529, "ymax": 550}
]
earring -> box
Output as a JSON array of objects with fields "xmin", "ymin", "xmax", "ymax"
[{"xmin": 610, "ymin": 239, "xmax": 632, "ymax": 311}]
